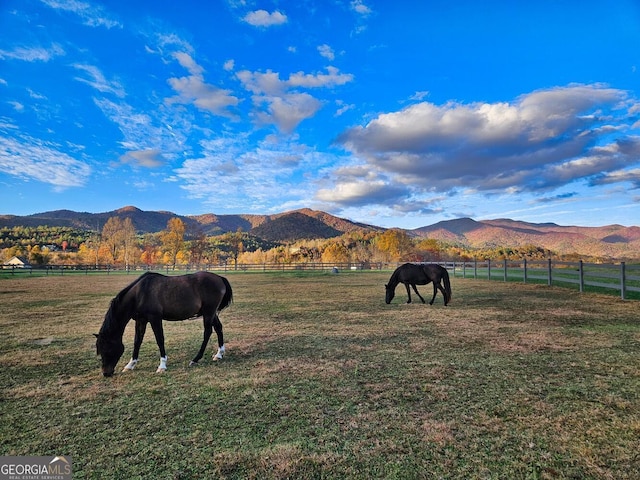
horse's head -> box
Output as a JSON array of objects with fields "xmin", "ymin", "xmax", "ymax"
[
  {"xmin": 95, "ymin": 332, "xmax": 125, "ymax": 377},
  {"xmin": 385, "ymin": 284, "xmax": 395, "ymax": 304}
]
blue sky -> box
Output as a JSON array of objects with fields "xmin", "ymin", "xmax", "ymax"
[{"xmin": 1, "ymin": 0, "xmax": 639, "ymax": 229}]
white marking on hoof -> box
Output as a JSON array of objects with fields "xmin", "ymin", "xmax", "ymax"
[
  {"xmin": 156, "ymin": 356, "xmax": 167, "ymax": 373},
  {"xmin": 122, "ymin": 358, "xmax": 138, "ymax": 371},
  {"xmin": 213, "ymin": 345, "xmax": 225, "ymax": 361},
  {"xmin": 189, "ymin": 360, "xmax": 198, "ymax": 367}
]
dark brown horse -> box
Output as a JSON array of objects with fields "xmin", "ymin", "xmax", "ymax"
[
  {"xmin": 95, "ymin": 271, "xmax": 232, "ymax": 377},
  {"xmin": 385, "ymin": 263, "xmax": 452, "ymax": 305}
]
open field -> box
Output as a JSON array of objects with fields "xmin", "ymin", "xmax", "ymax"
[{"xmin": 1, "ymin": 271, "xmax": 639, "ymax": 479}]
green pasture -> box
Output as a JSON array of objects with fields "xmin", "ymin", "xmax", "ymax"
[{"xmin": 1, "ymin": 271, "xmax": 639, "ymax": 479}]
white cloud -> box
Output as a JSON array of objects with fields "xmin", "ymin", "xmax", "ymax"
[
  {"xmin": 72, "ymin": 64, "xmax": 126, "ymax": 98},
  {"xmin": 335, "ymin": 101, "xmax": 355, "ymax": 116},
  {"xmin": 323, "ymin": 84, "xmax": 640, "ymax": 209},
  {"xmin": 39, "ymin": 0, "xmax": 122, "ymax": 28},
  {"xmin": 154, "ymin": 32, "xmax": 195, "ymax": 55},
  {"xmin": 119, "ymin": 149, "xmax": 166, "ymax": 168},
  {"xmin": 288, "ymin": 67, "xmax": 353, "ymax": 88},
  {"xmin": 318, "ymin": 44, "xmax": 335, "ymax": 61},
  {"xmin": 317, "ymin": 178, "xmax": 406, "ymax": 207},
  {"xmin": 237, "ymin": 67, "xmax": 354, "ymax": 132},
  {"xmin": 242, "ymin": 9, "xmax": 287, "ymax": 27},
  {"xmin": 8, "ymin": 101, "xmax": 24, "ymax": 112},
  {"xmin": 0, "ymin": 134, "xmax": 91, "ymax": 187},
  {"xmin": 256, "ymin": 93, "xmax": 322, "ymax": 133},
  {"xmin": 350, "ymin": 0, "xmax": 372, "ymax": 16},
  {"xmin": 173, "ymin": 52, "xmax": 204, "ymax": 76},
  {"xmin": 174, "ymin": 136, "xmax": 325, "ymax": 211},
  {"xmin": 0, "ymin": 43, "xmax": 65, "ymax": 62},
  {"xmin": 92, "ymin": 98, "xmax": 182, "ymax": 160},
  {"xmin": 166, "ymin": 53, "xmax": 239, "ymax": 117}
]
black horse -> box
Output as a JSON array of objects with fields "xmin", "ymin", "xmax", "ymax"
[
  {"xmin": 95, "ymin": 271, "xmax": 233, "ymax": 377},
  {"xmin": 385, "ymin": 263, "xmax": 452, "ymax": 305}
]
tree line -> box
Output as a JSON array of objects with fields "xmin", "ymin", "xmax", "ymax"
[{"xmin": 1, "ymin": 216, "xmax": 564, "ymax": 268}]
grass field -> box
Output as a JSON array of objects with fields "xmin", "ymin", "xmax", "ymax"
[{"xmin": 1, "ymin": 271, "xmax": 639, "ymax": 479}]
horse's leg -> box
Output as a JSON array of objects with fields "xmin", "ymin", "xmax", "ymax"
[
  {"xmin": 212, "ymin": 315, "xmax": 225, "ymax": 360},
  {"xmin": 189, "ymin": 315, "xmax": 213, "ymax": 366},
  {"xmin": 434, "ymin": 280, "xmax": 448, "ymax": 305},
  {"xmin": 149, "ymin": 319, "xmax": 168, "ymax": 373},
  {"xmin": 411, "ymin": 284, "xmax": 426, "ymax": 304},
  {"xmin": 123, "ymin": 320, "xmax": 147, "ymax": 371},
  {"xmin": 429, "ymin": 282, "xmax": 438, "ymax": 305},
  {"xmin": 404, "ymin": 283, "xmax": 412, "ymax": 303}
]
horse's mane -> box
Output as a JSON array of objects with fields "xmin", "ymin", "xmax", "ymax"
[
  {"xmin": 387, "ymin": 267, "xmax": 401, "ymax": 288},
  {"xmin": 102, "ymin": 272, "xmax": 154, "ymax": 332}
]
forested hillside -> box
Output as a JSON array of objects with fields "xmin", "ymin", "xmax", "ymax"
[{"xmin": 1, "ymin": 206, "xmax": 639, "ymax": 267}]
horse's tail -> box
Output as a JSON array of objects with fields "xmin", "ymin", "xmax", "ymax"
[
  {"xmin": 442, "ymin": 267, "xmax": 452, "ymax": 304},
  {"xmin": 219, "ymin": 276, "xmax": 233, "ymax": 311}
]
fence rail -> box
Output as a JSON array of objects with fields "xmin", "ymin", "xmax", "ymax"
[
  {"xmin": 444, "ymin": 259, "xmax": 640, "ymax": 300},
  {"xmin": 2, "ymin": 259, "xmax": 639, "ymax": 300}
]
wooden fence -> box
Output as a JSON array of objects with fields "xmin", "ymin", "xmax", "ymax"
[
  {"xmin": 2, "ymin": 259, "xmax": 639, "ymax": 300},
  {"xmin": 443, "ymin": 259, "xmax": 640, "ymax": 300}
]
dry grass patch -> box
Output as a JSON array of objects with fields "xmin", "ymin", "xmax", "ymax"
[{"xmin": 1, "ymin": 271, "xmax": 639, "ymax": 479}]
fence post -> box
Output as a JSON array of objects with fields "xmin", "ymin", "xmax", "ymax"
[
  {"xmin": 487, "ymin": 259, "xmax": 491, "ymax": 280},
  {"xmin": 503, "ymin": 258, "xmax": 507, "ymax": 282},
  {"xmin": 579, "ymin": 260, "xmax": 584, "ymax": 293},
  {"xmin": 474, "ymin": 258, "xmax": 477, "ymax": 279},
  {"xmin": 621, "ymin": 262, "xmax": 626, "ymax": 300},
  {"xmin": 547, "ymin": 258, "xmax": 552, "ymax": 286},
  {"xmin": 523, "ymin": 258, "xmax": 527, "ymax": 283}
]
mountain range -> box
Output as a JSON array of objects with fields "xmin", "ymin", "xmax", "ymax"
[{"xmin": 1, "ymin": 206, "xmax": 639, "ymax": 259}]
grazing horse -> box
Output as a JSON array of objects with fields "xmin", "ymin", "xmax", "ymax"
[
  {"xmin": 385, "ymin": 263, "xmax": 452, "ymax": 305},
  {"xmin": 95, "ymin": 271, "xmax": 232, "ymax": 377}
]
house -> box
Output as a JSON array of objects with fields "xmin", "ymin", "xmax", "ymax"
[{"xmin": 3, "ymin": 256, "xmax": 31, "ymax": 268}]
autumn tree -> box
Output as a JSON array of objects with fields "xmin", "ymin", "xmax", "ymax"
[
  {"xmin": 101, "ymin": 217, "xmax": 123, "ymax": 264},
  {"xmin": 375, "ymin": 229, "xmax": 415, "ymax": 261},
  {"xmin": 416, "ymin": 238, "xmax": 444, "ymax": 261},
  {"xmin": 187, "ymin": 228, "xmax": 208, "ymax": 268},
  {"xmin": 321, "ymin": 241, "xmax": 350, "ymax": 264},
  {"xmin": 121, "ymin": 218, "xmax": 137, "ymax": 269},
  {"xmin": 160, "ymin": 218, "xmax": 185, "ymax": 270},
  {"xmin": 100, "ymin": 217, "xmax": 136, "ymax": 265},
  {"xmin": 140, "ymin": 233, "xmax": 162, "ymax": 266},
  {"xmin": 28, "ymin": 245, "xmax": 49, "ymax": 265},
  {"xmin": 222, "ymin": 229, "xmax": 244, "ymax": 270}
]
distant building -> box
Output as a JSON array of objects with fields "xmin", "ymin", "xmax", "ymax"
[{"xmin": 3, "ymin": 256, "xmax": 31, "ymax": 268}]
